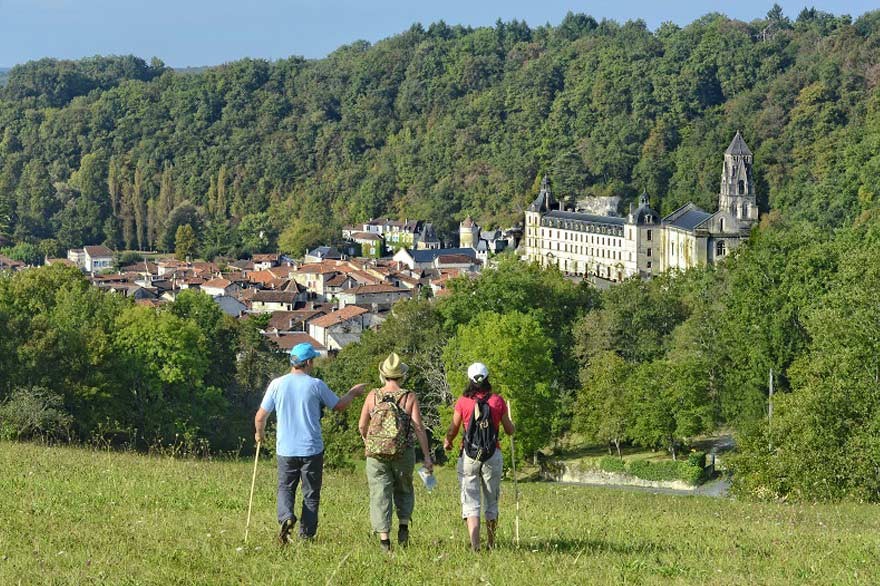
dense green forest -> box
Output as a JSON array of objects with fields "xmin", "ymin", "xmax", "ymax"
[
  {"xmin": 2, "ymin": 8, "xmax": 880, "ymax": 258},
  {"xmin": 3, "ymin": 7, "xmax": 880, "ymax": 503}
]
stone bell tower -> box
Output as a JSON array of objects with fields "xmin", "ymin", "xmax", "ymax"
[{"xmin": 718, "ymin": 132, "xmax": 759, "ymax": 225}]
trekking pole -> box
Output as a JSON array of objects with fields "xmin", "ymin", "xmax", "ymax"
[
  {"xmin": 245, "ymin": 440, "xmax": 261, "ymax": 544},
  {"xmin": 509, "ymin": 402, "xmax": 520, "ymax": 547}
]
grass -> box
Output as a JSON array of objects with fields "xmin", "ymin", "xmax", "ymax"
[{"xmin": 1, "ymin": 442, "xmax": 879, "ymax": 585}]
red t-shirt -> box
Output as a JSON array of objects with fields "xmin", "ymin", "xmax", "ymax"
[{"xmin": 454, "ymin": 392, "xmax": 507, "ymax": 449}]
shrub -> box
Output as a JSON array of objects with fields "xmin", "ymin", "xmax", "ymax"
[
  {"xmin": 687, "ymin": 451, "xmax": 707, "ymax": 468},
  {"xmin": 599, "ymin": 456, "xmax": 626, "ymax": 473},
  {"xmin": 626, "ymin": 459, "xmax": 704, "ymax": 485},
  {"xmin": 0, "ymin": 387, "xmax": 73, "ymax": 442}
]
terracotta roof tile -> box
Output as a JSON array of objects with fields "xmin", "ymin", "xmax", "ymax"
[{"xmin": 309, "ymin": 305, "xmax": 369, "ymax": 328}]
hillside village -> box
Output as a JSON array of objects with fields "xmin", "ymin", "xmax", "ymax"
[{"xmin": 0, "ymin": 218, "xmax": 520, "ymax": 359}]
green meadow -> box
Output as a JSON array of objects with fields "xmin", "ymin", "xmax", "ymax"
[{"xmin": 1, "ymin": 442, "xmax": 878, "ymax": 585}]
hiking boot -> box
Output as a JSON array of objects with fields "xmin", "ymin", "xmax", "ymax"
[
  {"xmin": 380, "ymin": 538, "xmax": 392, "ymax": 553},
  {"xmin": 278, "ymin": 518, "xmax": 296, "ymax": 545},
  {"xmin": 397, "ymin": 524, "xmax": 409, "ymax": 547}
]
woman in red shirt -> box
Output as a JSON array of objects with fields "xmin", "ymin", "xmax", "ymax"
[{"xmin": 444, "ymin": 363, "xmax": 515, "ymax": 551}]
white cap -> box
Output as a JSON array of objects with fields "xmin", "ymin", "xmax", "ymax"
[{"xmin": 467, "ymin": 362, "xmax": 489, "ymax": 384}]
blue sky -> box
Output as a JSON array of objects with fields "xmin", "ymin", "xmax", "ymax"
[{"xmin": 0, "ymin": 0, "xmax": 876, "ymax": 67}]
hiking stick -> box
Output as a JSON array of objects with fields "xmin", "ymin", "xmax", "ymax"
[
  {"xmin": 245, "ymin": 440, "xmax": 261, "ymax": 543},
  {"xmin": 509, "ymin": 402, "xmax": 520, "ymax": 547}
]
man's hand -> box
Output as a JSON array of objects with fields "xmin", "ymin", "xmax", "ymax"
[
  {"xmin": 255, "ymin": 430, "xmax": 265, "ymax": 444},
  {"xmin": 423, "ymin": 456, "xmax": 434, "ymax": 474},
  {"xmin": 443, "ymin": 438, "xmax": 453, "ymax": 451},
  {"xmin": 349, "ymin": 383, "xmax": 367, "ymax": 397}
]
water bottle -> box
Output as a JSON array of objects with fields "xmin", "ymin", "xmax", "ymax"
[{"xmin": 418, "ymin": 466, "xmax": 437, "ymax": 492}]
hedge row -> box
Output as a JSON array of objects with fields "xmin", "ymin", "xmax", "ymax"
[{"xmin": 599, "ymin": 452, "xmax": 707, "ymax": 485}]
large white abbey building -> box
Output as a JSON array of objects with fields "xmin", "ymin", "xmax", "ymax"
[{"xmin": 522, "ymin": 132, "xmax": 760, "ymax": 281}]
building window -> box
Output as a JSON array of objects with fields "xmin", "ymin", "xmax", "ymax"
[
  {"xmin": 646, "ymin": 260, "xmax": 652, "ymax": 269},
  {"xmin": 716, "ymin": 240, "xmax": 726, "ymax": 257},
  {"xmin": 738, "ymin": 180, "xmax": 745, "ymax": 194},
  {"xmin": 647, "ymin": 248, "xmax": 652, "ymax": 257},
  {"xmin": 646, "ymin": 229, "xmax": 652, "ymax": 241},
  {"xmin": 720, "ymin": 218, "xmax": 724, "ymax": 232}
]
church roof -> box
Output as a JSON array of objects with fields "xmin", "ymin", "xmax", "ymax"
[
  {"xmin": 725, "ymin": 132, "xmax": 752, "ymax": 156},
  {"xmin": 663, "ymin": 203, "xmax": 712, "ymax": 231}
]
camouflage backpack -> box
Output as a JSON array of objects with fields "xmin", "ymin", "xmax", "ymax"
[{"xmin": 365, "ymin": 389, "xmax": 411, "ymax": 459}]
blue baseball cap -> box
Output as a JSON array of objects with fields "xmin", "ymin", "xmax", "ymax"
[{"xmin": 290, "ymin": 342, "xmax": 319, "ymax": 365}]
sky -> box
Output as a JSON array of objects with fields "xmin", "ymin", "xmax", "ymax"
[{"xmin": 0, "ymin": 0, "xmax": 877, "ymax": 68}]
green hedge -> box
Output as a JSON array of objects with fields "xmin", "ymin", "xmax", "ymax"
[
  {"xmin": 627, "ymin": 459, "xmax": 705, "ymax": 485},
  {"xmin": 599, "ymin": 456, "xmax": 626, "ymax": 473},
  {"xmin": 596, "ymin": 455, "xmax": 706, "ymax": 485}
]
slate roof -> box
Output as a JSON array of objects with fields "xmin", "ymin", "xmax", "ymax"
[
  {"xmin": 307, "ymin": 246, "xmax": 342, "ymax": 260},
  {"xmin": 410, "ymin": 247, "xmax": 477, "ymax": 264},
  {"xmin": 528, "ymin": 175, "xmax": 556, "ymax": 213},
  {"xmin": 214, "ymin": 295, "xmax": 247, "ymax": 317},
  {"xmin": 665, "ymin": 207, "xmax": 712, "ymax": 231},
  {"xmin": 544, "ymin": 210, "xmax": 626, "ymax": 226},
  {"xmin": 725, "ymin": 131, "xmax": 752, "ymax": 156}
]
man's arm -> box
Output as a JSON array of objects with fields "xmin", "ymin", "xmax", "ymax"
[
  {"xmin": 501, "ymin": 412, "xmax": 515, "ymax": 436},
  {"xmin": 254, "ymin": 407, "xmax": 270, "ymax": 443},
  {"xmin": 357, "ymin": 391, "xmax": 374, "ymax": 439},
  {"xmin": 443, "ymin": 410, "xmax": 463, "ymax": 451},
  {"xmin": 409, "ymin": 395, "xmax": 433, "ymax": 473},
  {"xmin": 333, "ymin": 383, "xmax": 367, "ymax": 412}
]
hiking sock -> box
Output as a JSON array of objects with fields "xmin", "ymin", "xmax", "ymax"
[{"xmin": 380, "ymin": 538, "xmax": 392, "ymax": 552}]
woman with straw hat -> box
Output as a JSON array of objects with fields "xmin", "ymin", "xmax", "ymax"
[{"xmin": 358, "ymin": 352, "xmax": 433, "ymax": 552}]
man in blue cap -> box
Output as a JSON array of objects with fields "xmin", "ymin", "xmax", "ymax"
[{"xmin": 254, "ymin": 342, "xmax": 366, "ymax": 543}]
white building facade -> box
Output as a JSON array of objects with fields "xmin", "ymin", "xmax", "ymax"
[{"xmin": 523, "ymin": 133, "xmax": 759, "ymax": 281}]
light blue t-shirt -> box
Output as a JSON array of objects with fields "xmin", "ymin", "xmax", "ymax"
[{"xmin": 260, "ymin": 373, "xmax": 340, "ymax": 457}]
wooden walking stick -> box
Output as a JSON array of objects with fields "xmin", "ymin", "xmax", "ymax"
[
  {"xmin": 245, "ymin": 440, "xmax": 261, "ymax": 543},
  {"xmin": 509, "ymin": 402, "xmax": 520, "ymax": 547}
]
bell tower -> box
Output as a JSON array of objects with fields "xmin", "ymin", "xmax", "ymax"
[{"xmin": 719, "ymin": 132, "xmax": 758, "ymax": 224}]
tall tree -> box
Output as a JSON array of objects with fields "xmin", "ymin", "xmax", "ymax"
[{"xmin": 174, "ymin": 223, "xmax": 197, "ymax": 261}]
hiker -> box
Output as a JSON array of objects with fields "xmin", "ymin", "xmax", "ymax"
[
  {"xmin": 254, "ymin": 342, "xmax": 366, "ymax": 544},
  {"xmin": 444, "ymin": 362, "xmax": 515, "ymax": 551},
  {"xmin": 358, "ymin": 352, "xmax": 433, "ymax": 552}
]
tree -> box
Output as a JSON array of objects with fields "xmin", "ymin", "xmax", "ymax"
[
  {"xmin": 174, "ymin": 224, "xmax": 197, "ymax": 260},
  {"xmin": 444, "ymin": 310, "xmax": 557, "ymax": 460},
  {"xmin": 112, "ymin": 305, "xmax": 223, "ymax": 445},
  {"xmin": 575, "ymin": 351, "xmax": 631, "ymax": 456}
]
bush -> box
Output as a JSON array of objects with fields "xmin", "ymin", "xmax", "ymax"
[
  {"xmin": 627, "ymin": 459, "xmax": 704, "ymax": 485},
  {"xmin": 0, "ymin": 387, "xmax": 73, "ymax": 442},
  {"xmin": 599, "ymin": 456, "xmax": 626, "ymax": 473},
  {"xmin": 687, "ymin": 451, "xmax": 707, "ymax": 468}
]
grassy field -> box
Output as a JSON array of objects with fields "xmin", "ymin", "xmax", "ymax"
[{"xmin": 1, "ymin": 442, "xmax": 879, "ymax": 585}]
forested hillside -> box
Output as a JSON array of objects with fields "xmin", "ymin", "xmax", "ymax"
[{"xmin": 2, "ymin": 8, "xmax": 880, "ymax": 259}]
